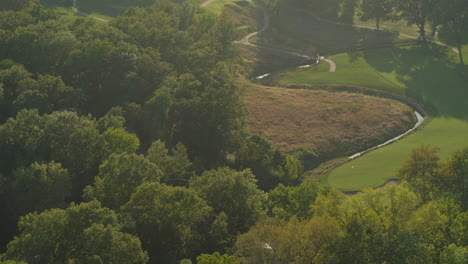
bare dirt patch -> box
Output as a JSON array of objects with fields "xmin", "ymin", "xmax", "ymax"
[{"xmin": 244, "ymin": 81, "xmax": 416, "ymax": 157}]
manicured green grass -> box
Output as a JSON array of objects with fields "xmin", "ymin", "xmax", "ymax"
[
  {"xmin": 351, "ymin": 16, "xmax": 422, "ymax": 39},
  {"xmin": 44, "ymin": 5, "xmax": 83, "ymax": 21},
  {"xmin": 283, "ymin": 44, "xmax": 468, "ymax": 119},
  {"xmin": 281, "ymin": 44, "xmax": 468, "ymax": 191},
  {"xmin": 40, "ymin": 0, "xmax": 131, "ymax": 21},
  {"xmin": 204, "ymin": 0, "xmax": 254, "ymax": 14},
  {"xmin": 281, "ymin": 52, "xmax": 406, "ymax": 95},
  {"xmin": 75, "ymin": 0, "xmax": 130, "ymax": 19},
  {"xmin": 326, "ymin": 118, "xmax": 468, "ymax": 191},
  {"xmin": 267, "ymin": 4, "xmax": 412, "ymax": 55}
]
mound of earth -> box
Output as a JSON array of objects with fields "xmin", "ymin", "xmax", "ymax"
[{"xmin": 245, "ymin": 82, "xmax": 416, "ymax": 157}]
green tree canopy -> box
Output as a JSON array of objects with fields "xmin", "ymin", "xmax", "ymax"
[
  {"xmin": 5, "ymin": 201, "xmax": 147, "ymax": 264},
  {"xmin": 190, "ymin": 168, "xmax": 267, "ymax": 236},
  {"xmin": 122, "ymin": 182, "xmax": 212, "ymax": 263},
  {"xmin": 83, "ymin": 153, "xmax": 161, "ymax": 210}
]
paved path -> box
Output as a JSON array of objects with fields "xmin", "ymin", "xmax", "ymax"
[
  {"xmin": 348, "ymin": 111, "xmax": 425, "ymax": 160},
  {"xmin": 72, "ymin": 0, "xmax": 110, "ymax": 22},
  {"xmin": 230, "ymin": 3, "xmax": 336, "ymax": 72},
  {"xmin": 324, "ymin": 58, "xmax": 336, "ymax": 72}
]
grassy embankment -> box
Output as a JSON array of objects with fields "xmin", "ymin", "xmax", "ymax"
[
  {"xmin": 245, "ymin": 80, "xmax": 415, "ymax": 157},
  {"xmin": 278, "ymin": 8, "xmax": 468, "ymax": 191}
]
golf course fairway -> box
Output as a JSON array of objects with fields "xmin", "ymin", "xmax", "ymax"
[{"xmin": 326, "ymin": 117, "xmax": 468, "ymax": 191}]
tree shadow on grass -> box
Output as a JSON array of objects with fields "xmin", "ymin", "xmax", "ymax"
[
  {"xmin": 363, "ymin": 44, "xmax": 468, "ymax": 120},
  {"xmin": 246, "ymin": 3, "xmax": 403, "ymax": 77}
]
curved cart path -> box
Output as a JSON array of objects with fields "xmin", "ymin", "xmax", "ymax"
[
  {"xmin": 348, "ymin": 111, "xmax": 425, "ymax": 160},
  {"xmin": 230, "ymin": 3, "xmax": 336, "ymax": 71},
  {"xmin": 219, "ymin": 2, "xmax": 430, "ymax": 189},
  {"xmin": 203, "ymin": 1, "xmax": 426, "ymax": 169}
]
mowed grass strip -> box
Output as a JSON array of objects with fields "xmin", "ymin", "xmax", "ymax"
[
  {"xmin": 326, "ymin": 118, "xmax": 468, "ymax": 191},
  {"xmin": 41, "ymin": 0, "xmax": 130, "ymax": 21},
  {"xmin": 204, "ymin": 0, "xmax": 254, "ymax": 14},
  {"xmin": 281, "ymin": 52, "xmax": 406, "ymax": 95},
  {"xmin": 245, "ymin": 81, "xmax": 415, "ymax": 157},
  {"xmin": 282, "ymin": 44, "xmax": 468, "ymax": 120}
]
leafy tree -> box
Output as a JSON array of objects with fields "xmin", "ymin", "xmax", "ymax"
[
  {"xmin": 5, "ymin": 201, "xmax": 147, "ymax": 264},
  {"xmin": 196, "ymin": 252, "xmax": 240, "ymax": 264},
  {"xmin": 98, "ymin": 128, "xmax": 140, "ymax": 159},
  {"xmin": 437, "ymin": 0, "xmax": 468, "ymax": 65},
  {"xmin": 7, "ymin": 161, "xmax": 71, "ymax": 215},
  {"xmin": 0, "ymin": 10, "xmax": 34, "ymax": 31},
  {"xmin": 234, "ymin": 218, "xmax": 284, "ymax": 264},
  {"xmin": 97, "ymin": 106, "xmax": 126, "ymax": 132},
  {"xmin": 122, "ymin": 182, "xmax": 212, "ymax": 263},
  {"xmin": 269, "ymin": 180, "xmax": 324, "ymax": 220},
  {"xmin": 0, "ymin": 109, "xmax": 46, "ymax": 173},
  {"xmin": 146, "ymin": 140, "xmax": 192, "ymax": 186},
  {"xmin": 0, "ymin": 64, "xmax": 32, "ymax": 120},
  {"xmin": 0, "ymin": 161, "xmax": 70, "ymax": 250},
  {"xmin": 282, "ymin": 155, "xmax": 303, "ymax": 184},
  {"xmin": 13, "ymin": 74, "xmax": 77, "ymax": 114},
  {"xmin": 285, "ymin": 216, "xmax": 343, "ymax": 264},
  {"xmin": 7, "ymin": 20, "xmax": 79, "ymax": 73},
  {"xmin": 444, "ymin": 147, "xmax": 468, "ymax": 210},
  {"xmin": 334, "ymin": 186, "xmax": 434, "ymax": 264},
  {"xmin": 398, "ymin": 144, "xmax": 441, "ymax": 202},
  {"xmin": 0, "ymin": 260, "xmax": 28, "ymax": 264},
  {"xmin": 167, "ymin": 64, "xmax": 245, "ymax": 168},
  {"xmin": 235, "ymin": 216, "xmax": 342, "ymax": 264},
  {"xmin": 394, "ymin": 0, "xmax": 433, "ymax": 41},
  {"xmin": 235, "ymin": 134, "xmax": 285, "ymax": 190},
  {"xmin": 0, "ymin": 0, "xmax": 36, "ymax": 11},
  {"xmin": 43, "ymin": 111, "xmax": 101, "ymax": 199},
  {"xmin": 79, "ymin": 223, "xmax": 149, "ymax": 264},
  {"xmin": 190, "ymin": 168, "xmax": 267, "ymax": 237},
  {"xmin": 83, "ymin": 153, "xmax": 161, "ymax": 210},
  {"xmin": 360, "ymin": 0, "xmax": 393, "ymax": 30},
  {"xmin": 440, "ymin": 244, "xmax": 468, "ymax": 264}
]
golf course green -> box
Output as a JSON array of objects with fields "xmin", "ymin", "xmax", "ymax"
[
  {"xmin": 282, "ymin": 44, "xmax": 468, "ymax": 191},
  {"xmin": 326, "ymin": 118, "xmax": 468, "ymax": 191}
]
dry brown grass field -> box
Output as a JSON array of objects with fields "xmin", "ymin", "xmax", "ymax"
[{"xmin": 244, "ymin": 81, "xmax": 416, "ymax": 157}]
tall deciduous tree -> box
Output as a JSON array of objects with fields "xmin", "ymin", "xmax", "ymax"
[
  {"xmin": 146, "ymin": 140, "xmax": 192, "ymax": 186},
  {"xmin": 196, "ymin": 252, "xmax": 240, "ymax": 264},
  {"xmin": 122, "ymin": 182, "xmax": 212, "ymax": 263},
  {"xmin": 360, "ymin": 0, "xmax": 393, "ymax": 30},
  {"xmin": 4, "ymin": 201, "xmax": 147, "ymax": 264},
  {"xmin": 395, "ymin": 0, "xmax": 433, "ymax": 41},
  {"xmin": 190, "ymin": 168, "xmax": 267, "ymax": 237},
  {"xmin": 83, "ymin": 153, "xmax": 161, "ymax": 210},
  {"xmin": 437, "ymin": 0, "xmax": 468, "ymax": 65},
  {"xmin": 398, "ymin": 144, "xmax": 441, "ymax": 202},
  {"xmin": 0, "ymin": 0, "xmax": 36, "ymax": 11},
  {"xmin": 8, "ymin": 161, "xmax": 71, "ymax": 215}
]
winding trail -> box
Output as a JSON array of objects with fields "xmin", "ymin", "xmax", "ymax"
[
  {"xmin": 230, "ymin": 3, "xmax": 336, "ymax": 72},
  {"xmin": 77, "ymin": 0, "xmax": 427, "ymax": 187},
  {"xmin": 217, "ymin": 1, "xmax": 429, "ymax": 185},
  {"xmin": 72, "ymin": 0, "xmax": 110, "ymax": 22},
  {"xmin": 204, "ymin": 1, "xmax": 427, "ymax": 162}
]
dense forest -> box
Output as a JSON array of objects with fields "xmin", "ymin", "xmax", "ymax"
[{"xmin": 0, "ymin": 0, "xmax": 467, "ymax": 263}]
